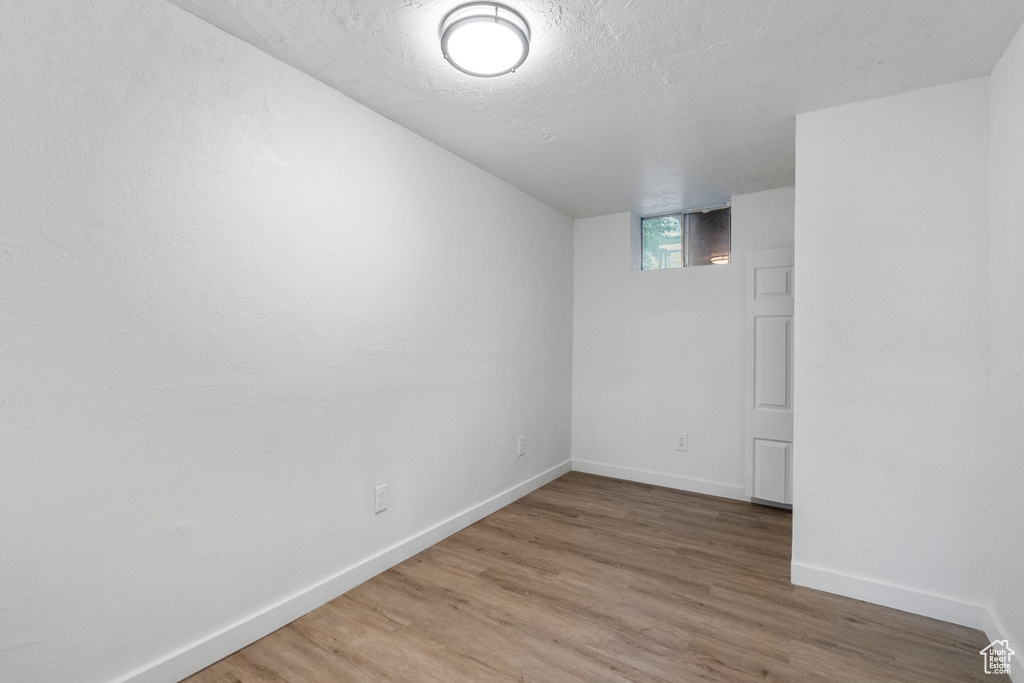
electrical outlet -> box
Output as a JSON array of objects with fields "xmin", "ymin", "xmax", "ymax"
[
  {"xmin": 374, "ymin": 484, "xmax": 387, "ymax": 514},
  {"xmin": 517, "ymin": 435, "xmax": 526, "ymax": 457},
  {"xmin": 676, "ymin": 434, "xmax": 688, "ymax": 452}
]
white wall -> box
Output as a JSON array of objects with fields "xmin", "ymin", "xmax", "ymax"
[
  {"xmin": 571, "ymin": 188, "xmax": 794, "ymax": 498},
  {"xmin": 0, "ymin": 3, "xmax": 573, "ymax": 682},
  {"xmin": 792, "ymin": 79, "xmax": 993, "ymax": 626},
  {"xmin": 988, "ymin": 20, "xmax": 1024, "ymax": 673}
]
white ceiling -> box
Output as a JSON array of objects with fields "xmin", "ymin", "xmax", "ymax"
[{"xmin": 165, "ymin": 0, "xmax": 1024, "ymax": 219}]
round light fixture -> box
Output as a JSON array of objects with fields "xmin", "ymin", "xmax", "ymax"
[{"xmin": 440, "ymin": 3, "xmax": 530, "ymax": 77}]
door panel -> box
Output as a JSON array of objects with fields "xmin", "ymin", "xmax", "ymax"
[
  {"xmin": 752, "ymin": 439, "xmax": 792, "ymax": 504},
  {"xmin": 754, "ymin": 316, "xmax": 792, "ymax": 410},
  {"xmin": 754, "ymin": 265, "xmax": 792, "ymax": 299}
]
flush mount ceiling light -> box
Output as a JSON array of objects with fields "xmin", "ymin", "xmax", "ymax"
[{"xmin": 440, "ymin": 3, "xmax": 530, "ymax": 77}]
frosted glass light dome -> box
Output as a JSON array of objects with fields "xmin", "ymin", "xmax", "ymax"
[{"xmin": 440, "ymin": 3, "xmax": 530, "ymax": 77}]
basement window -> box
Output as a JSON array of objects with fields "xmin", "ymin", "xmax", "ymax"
[{"xmin": 640, "ymin": 207, "xmax": 731, "ymax": 270}]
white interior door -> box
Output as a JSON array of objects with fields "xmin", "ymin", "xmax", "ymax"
[{"xmin": 745, "ymin": 248, "xmax": 794, "ymax": 507}]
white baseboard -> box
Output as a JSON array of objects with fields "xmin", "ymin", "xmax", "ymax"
[
  {"xmin": 791, "ymin": 561, "xmax": 988, "ymax": 630},
  {"xmin": 115, "ymin": 460, "xmax": 572, "ymax": 683},
  {"xmin": 570, "ymin": 460, "xmax": 748, "ymax": 502},
  {"xmin": 983, "ymin": 606, "xmax": 1023, "ymax": 683}
]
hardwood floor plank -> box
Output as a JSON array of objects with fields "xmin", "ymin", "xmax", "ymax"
[{"xmin": 183, "ymin": 473, "xmax": 1004, "ymax": 682}]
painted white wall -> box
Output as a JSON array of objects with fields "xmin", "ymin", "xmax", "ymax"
[
  {"xmin": 792, "ymin": 80, "xmax": 993, "ymax": 626},
  {"xmin": 0, "ymin": 2, "xmax": 573, "ymax": 682},
  {"xmin": 988, "ymin": 20, "xmax": 1024, "ymax": 674},
  {"xmin": 571, "ymin": 188, "xmax": 794, "ymax": 498}
]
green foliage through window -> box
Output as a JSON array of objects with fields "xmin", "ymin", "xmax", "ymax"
[{"xmin": 641, "ymin": 215, "xmax": 682, "ymax": 270}]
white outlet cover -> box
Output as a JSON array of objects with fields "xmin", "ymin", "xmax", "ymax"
[
  {"xmin": 676, "ymin": 434, "xmax": 688, "ymax": 452},
  {"xmin": 517, "ymin": 435, "xmax": 526, "ymax": 457},
  {"xmin": 374, "ymin": 484, "xmax": 387, "ymax": 513}
]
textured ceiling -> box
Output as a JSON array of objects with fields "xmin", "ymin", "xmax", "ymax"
[{"xmin": 165, "ymin": 0, "xmax": 1024, "ymax": 219}]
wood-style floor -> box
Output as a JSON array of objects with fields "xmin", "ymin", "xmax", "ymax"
[{"xmin": 184, "ymin": 472, "xmax": 1003, "ymax": 682}]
